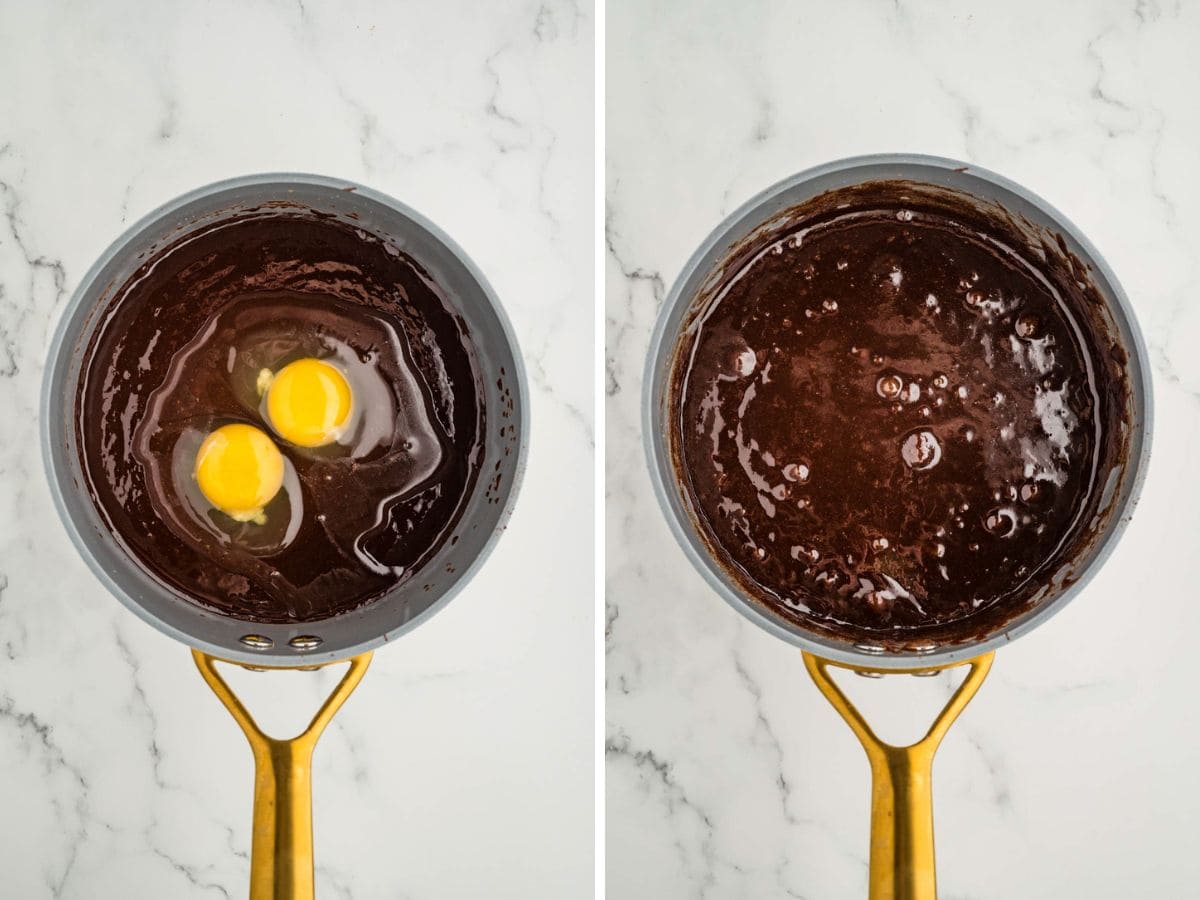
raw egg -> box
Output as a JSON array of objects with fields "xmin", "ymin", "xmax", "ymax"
[
  {"xmin": 194, "ymin": 423, "xmax": 285, "ymax": 523},
  {"xmin": 262, "ymin": 357, "xmax": 353, "ymax": 448}
]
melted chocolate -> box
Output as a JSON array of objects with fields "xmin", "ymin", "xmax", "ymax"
[
  {"xmin": 77, "ymin": 211, "xmax": 483, "ymax": 623},
  {"xmin": 671, "ymin": 182, "xmax": 1131, "ymax": 645}
]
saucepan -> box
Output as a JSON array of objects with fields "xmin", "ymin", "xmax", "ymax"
[
  {"xmin": 644, "ymin": 154, "xmax": 1151, "ymax": 898},
  {"xmin": 42, "ymin": 174, "xmax": 528, "ymax": 899}
]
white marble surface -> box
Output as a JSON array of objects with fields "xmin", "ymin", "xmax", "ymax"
[
  {"xmin": 607, "ymin": 1, "xmax": 1200, "ymax": 897},
  {"xmin": 0, "ymin": 1, "xmax": 593, "ymax": 897}
]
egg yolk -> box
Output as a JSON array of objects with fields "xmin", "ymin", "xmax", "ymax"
[
  {"xmin": 194, "ymin": 423, "xmax": 285, "ymax": 523},
  {"xmin": 263, "ymin": 358, "xmax": 353, "ymax": 448}
]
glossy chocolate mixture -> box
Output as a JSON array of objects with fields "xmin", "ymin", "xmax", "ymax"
[
  {"xmin": 671, "ymin": 183, "xmax": 1130, "ymax": 644},
  {"xmin": 77, "ymin": 211, "xmax": 483, "ymax": 623}
]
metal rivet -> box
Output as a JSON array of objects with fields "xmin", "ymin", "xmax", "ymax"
[
  {"xmin": 853, "ymin": 642, "xmax": 885, "ymax": 655},
  {"xmin": 288, "ymin": 635, "xmax": 323, "ymax": 651},
  {"xmin": 239, "ymin": 634, "xmax": 274, "ymax": 650},
  {"xmin": 912, "ymin": 669, "xmax": 940, "ymax": 678},
  {"xmin": 854, "ymin": 669, "xmax": 884, "ymax": 679},
  {"xmin": 912, "ymin": 642, "xmax": 938, "ymax": 655}
]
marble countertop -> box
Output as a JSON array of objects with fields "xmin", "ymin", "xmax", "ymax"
[
  {"xmin": 606, "ymin": 1, "xmax": 1199, "ymax": 897},
  {"xmin": 0, "ymin": 1, "xmax": 593, "ymax": 897}
]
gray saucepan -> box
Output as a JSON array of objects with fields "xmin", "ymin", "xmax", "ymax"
[
  {"xmin": 41, "ymin": 173, "xmax": 528, "ymax": 899},
  {"xmin": 643, "ymin": 154, "xmax": 1152, "ymax": 898}
]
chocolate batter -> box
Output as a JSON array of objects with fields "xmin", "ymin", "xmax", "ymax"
[
  {"xmin": 76, "ymin": 210, "xmax": 483, "ymax": 623},
  {"xmin": 671, "ymin": 182, "xmax": 1130, "ymax": 643}
]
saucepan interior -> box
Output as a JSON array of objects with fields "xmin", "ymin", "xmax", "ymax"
[
  {"xmin": 42, "ymin": 174, "xmax": 528, "ymax": 667},
  {"xmin": 644, "ymin": 154, "xmax": 1151, "ymax": 670}
]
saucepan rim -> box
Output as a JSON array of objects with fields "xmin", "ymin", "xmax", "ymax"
[
  {"xmin": 643, "ymin": 152, "xmax": 1153, "ymax": 669},
  {"xmin": 41, "ymin": 172, "xmax": 529, "ymax": 667}
]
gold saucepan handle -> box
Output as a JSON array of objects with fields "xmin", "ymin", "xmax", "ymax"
[
  {"xmin": 803, "ymin": 651, "xmax": 994, "ymax": 900},
  {"xmin": 193, "ymin": 650, "xmax": 373, "ymax": 900}
]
